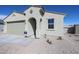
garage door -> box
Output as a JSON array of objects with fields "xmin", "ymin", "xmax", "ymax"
[{"xmin": 7, "ymin": 21, "xmax": 25, "ymax": 36}]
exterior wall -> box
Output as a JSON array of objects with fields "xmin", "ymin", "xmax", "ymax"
[
  {"xmin": 64, "ymin": 27, "xmax": 68, "ymax": 34},
  {"xmin": 3, "ymin": 22, "xmax": 7, "ymax": 33},
  {"xmin": 41, "ymin": 12, "xmax": 64, "ymax": 36},
  {"xmin": 75, "ymin": 25, "xmax": 79, "ymax": 34},
  {"xmin": 0, "ymin": 24, "xmax": 4, "ymax": 32}
]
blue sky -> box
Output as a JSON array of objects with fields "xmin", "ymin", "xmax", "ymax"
[{"xmin": 0, "ymin": 5, "xmax": 79, "ymax": 25}]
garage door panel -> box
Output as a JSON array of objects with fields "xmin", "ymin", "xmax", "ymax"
[{"xmin": 7, "ymin": 22, "xmax": 25, "ymax": 35}]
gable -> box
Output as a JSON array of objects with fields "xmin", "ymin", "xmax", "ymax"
[{"xmin": 4, "ymin": 12, "xmax": 26, "ymax": 22}]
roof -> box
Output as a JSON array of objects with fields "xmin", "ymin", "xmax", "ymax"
[
  {"xmin": 30, "ymin": 5, "xmax": 65, "ymax": 15},
  {"xmin": 31, "ymin": 5, "xmax": 42, "ymax": 8}
]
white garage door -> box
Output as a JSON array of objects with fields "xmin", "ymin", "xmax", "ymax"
[{"xmin": 7, "ymin": 21, "xmax": 25, "ymax": 36}]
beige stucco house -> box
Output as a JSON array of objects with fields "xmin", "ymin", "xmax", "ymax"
[{"xmin": 3, "ymin": 6, "xmax": 65, "ymax": 38}]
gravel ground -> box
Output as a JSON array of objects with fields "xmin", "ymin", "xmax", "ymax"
[{"xmin": 0, "ymin": 33, "xmax": 79, "ymax": 54}]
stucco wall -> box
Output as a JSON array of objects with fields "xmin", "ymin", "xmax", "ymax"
[{"xmin": 41, "ymin": 12, "xmax": 64, "ymax": 36}]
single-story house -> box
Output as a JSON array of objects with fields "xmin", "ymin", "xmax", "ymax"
[{"xmin": 3, "ymin": 6, "xmax": 65, "ymax": 38}]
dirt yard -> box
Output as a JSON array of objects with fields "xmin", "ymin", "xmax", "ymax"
[{"xmin": 0, "ymin": 33, "xmax": 79, "ymax": 54}]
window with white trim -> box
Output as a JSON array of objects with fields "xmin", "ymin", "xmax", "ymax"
[{"xmin": 48, "ymin": 18, "xmax": 54, "ymax": 29}]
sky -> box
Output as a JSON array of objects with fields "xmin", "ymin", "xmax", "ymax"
[{"xmin": 0, "ymin": 5, "xmax": 79, "ymax": 25}]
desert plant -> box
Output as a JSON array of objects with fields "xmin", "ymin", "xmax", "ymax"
[
  {"xmin": 57, "ymin": 36, "xmax": 62, "ymax": 40},
  {"xmin": 46, "ymin": 39, "xmax": 52, "ymax": 44}
]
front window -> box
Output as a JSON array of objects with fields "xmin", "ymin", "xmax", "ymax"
[
  {"xmin": 48, "ymin": 18, "xmax": 54, "ymax": 29},
  {"xmin": 39, "ymin": 9, "xmax": 45, "ymax": 16}
]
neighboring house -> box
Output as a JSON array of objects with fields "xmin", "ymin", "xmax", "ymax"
[
  {"xmin": 64, "ymin": 25, "xmax": 74, "ymax": 34},
  {"xmin": 3, "ymin": 6, "xmax": 65, "ymax": 38},
  {"xmin": 68, "ymin": 24, "xmax": 79, "ymax": 34},
  {"xmin": 68, "ymin": 25, "xmax": 75, "ymax": 34},
  {"xmin": 0, "ymin": 20, "xmax": 4, "ymax": 32},
  {"xmin": 75, "ymin": 25, "xmax": 79, "ymax": 34}
]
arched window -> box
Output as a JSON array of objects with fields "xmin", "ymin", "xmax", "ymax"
[
  {"xmin": 30, "ymin": 10, "xmax": 33, "ymax": 14},
  {"xmin": 39, "ymin": 9, "xmax": 45, "ymax": 16}
]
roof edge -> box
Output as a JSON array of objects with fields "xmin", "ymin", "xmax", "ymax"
[{"xmin": 45, "ymin": 11, "xmax": 65, "ymax": 15}]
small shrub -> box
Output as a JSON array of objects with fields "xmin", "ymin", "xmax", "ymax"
[
  {"xmin": 46, "ymin": 39, "xmax": 52, "ymax": 44},
  {"xmin": 69, "ymin": 35, "xmax": 71, "ymax": 37},
  {"xmin": 57, "ymin": 36, "xmax": 62, "ymax": 40},
  {"xmin": 25, "ymin": 36, "xmax": 27, "ymax": 38}
]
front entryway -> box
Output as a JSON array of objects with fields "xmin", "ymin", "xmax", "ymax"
[{"xmin": 28, "ymin": 17, "xmax": 36, "ymax": 38}]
